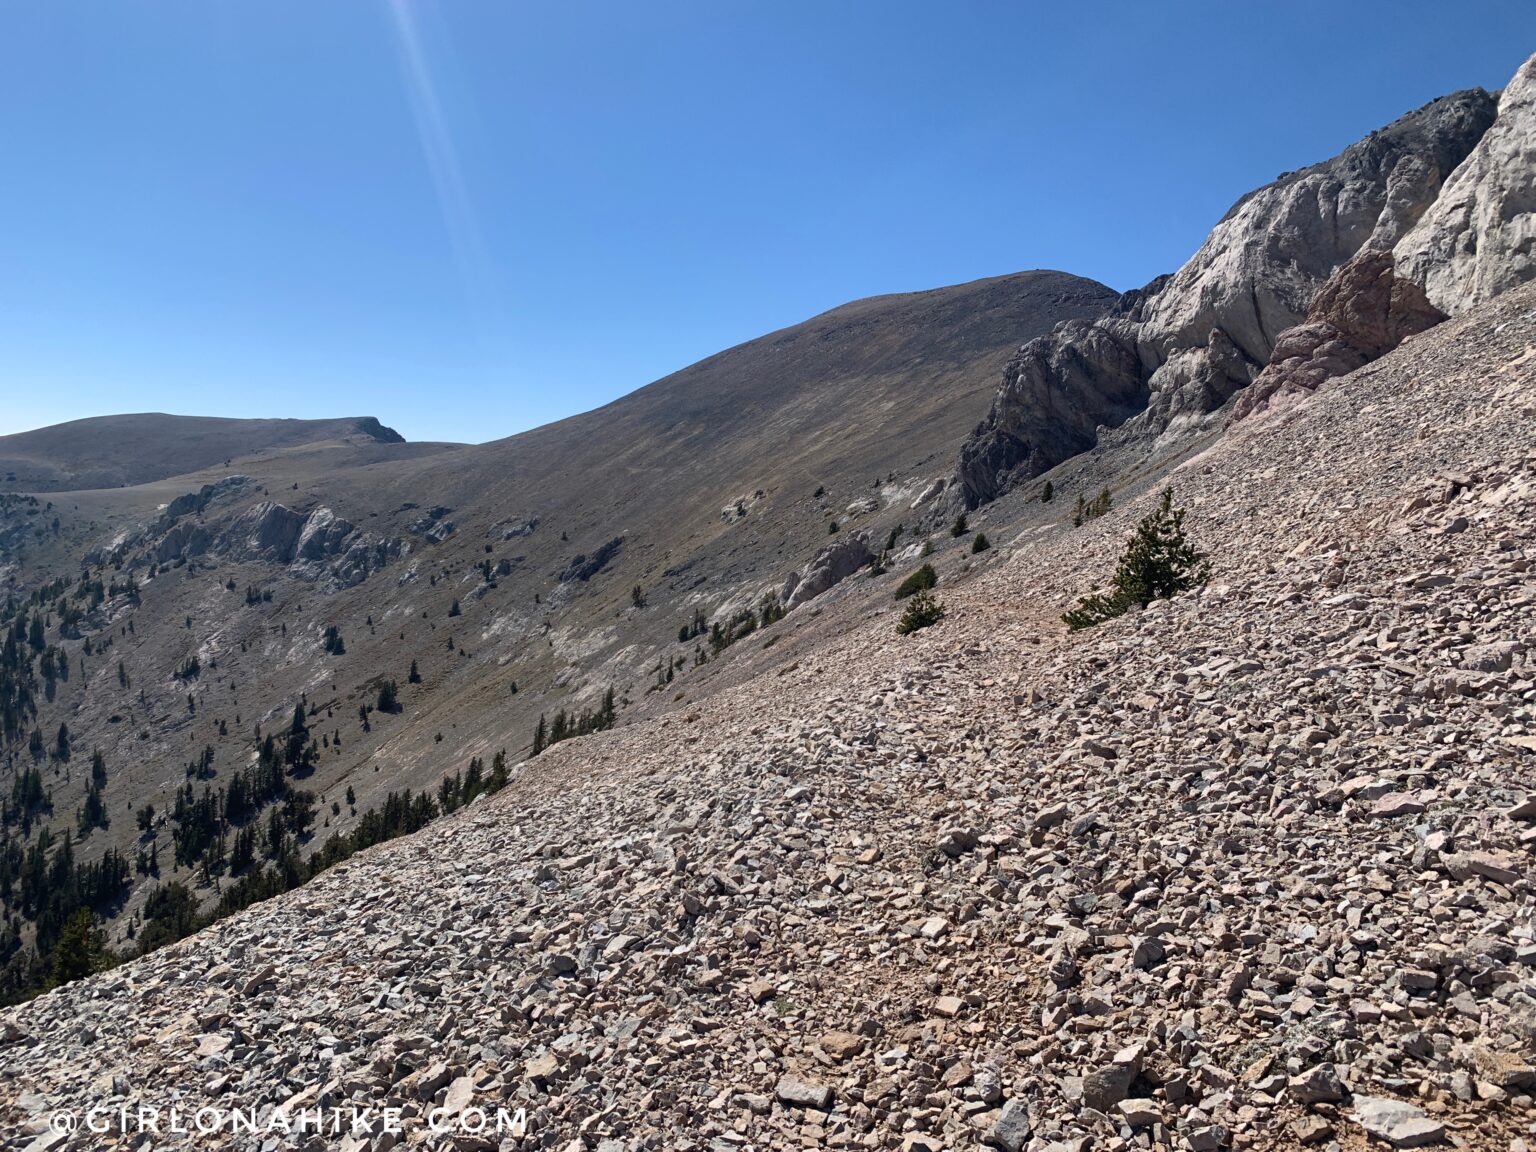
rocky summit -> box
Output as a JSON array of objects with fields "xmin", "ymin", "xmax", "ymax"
[{"xmin": 3, "ymin": 42, "xmax": 1536, "ymax": 1152}]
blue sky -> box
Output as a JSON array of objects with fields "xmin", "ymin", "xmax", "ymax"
[{"xmin": 1, "ymin": 3, "xmax": 1531, "ymax": 444}]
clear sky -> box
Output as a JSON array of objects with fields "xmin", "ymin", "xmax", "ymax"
[{"xmin": 1, "ymin": 3, "xmax": 1531, "ymax": 444}]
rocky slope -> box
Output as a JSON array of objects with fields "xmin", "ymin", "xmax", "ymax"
[
  {"xmin": 0, "ymin": 270, "xmax": 1111, "ymax": 986},
  {"xmin": 954, "ymin": 80, "xmax": 1504, "ymax": 509},
  {"xmin": 4, "ymin": 279, "xmax": 1533, "ymax": 1151},
  {"xmin": 0, "ymin": 415, "xmax": 410, "ymax": 493}
]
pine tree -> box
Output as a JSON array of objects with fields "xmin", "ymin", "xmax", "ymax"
[
  {"xmin": 408, "ymin": 659, "xmax": 421, "ymax": 684},
  {"xmin": 1062, "ymin": 488, "xmax": 1209, "ymax": 630},
  {"xmin": 376, "ymin": 680, "xmax": 400, "ymax": 714},
  {"xmin": 1042, "ymin": 480, "xmax": 1054, "ymax": 503},
  {"xmin": 49, "ymin": 908, "xmax": 96, "ymax": 988},
  {"xmin": 532, "ymin": 715, "xmax": 547, "ymax": 756},
  {"xmin": 971, "ymin": 533, "xmax": 990, "ymax": 554},
  {"xmin": 896, "ymin": 589, "xmax": 945, "ymax": 635}
]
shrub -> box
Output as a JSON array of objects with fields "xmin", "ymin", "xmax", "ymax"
[
  {"xmin": 971, "ymin": 533, "xmax": 990, "ymax": 554},
  {"xmin": 950, "ymin": 514, "xmax": 968, "ymax": 538},
  {"xmin": 1062, "ymin": 487, "xmax": 1209, "ymax": 630},
  {"xmin": 1042, "ymin": 480, "xmax": 1054, "ymax": 503},
  {"xmin": 894, "ymin": 563, "xmax": 937, "ymax": 600},
  {"xmin": 897, "ymin": 589, "xmax": 945, "ymax": 634}
]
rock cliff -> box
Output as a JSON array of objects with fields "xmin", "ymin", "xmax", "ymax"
[
  {"xmin": 1395, "ymin": 54, "xmax": 1536, "ymax": 314},
  {"xmin": 1228, "ymin": 249, "xmax": 1446, "ymax": 422},
  {"xmin": 957, "ymin": 87, "xmax": 1498, "ymax": 507}
]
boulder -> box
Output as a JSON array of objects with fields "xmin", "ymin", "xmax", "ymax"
[
  {"xmin": 775, "ymin": 1072, "xmax": 832, "ymax": 1109},
  {"xmin": 784, "ymin": 538, "xmax": 874, "ymax": 609},
  {"xmin": 983, "ymin": 1098, "xmax": 1032, "ymax": 1152},
  {"xmin": 1351, "ymin": 1096, "xmax": 1446, "ymax": 1147},
  {"xmin": 1081, "ymin": 1062, "xmax": 1135, "ymax": 1111}
]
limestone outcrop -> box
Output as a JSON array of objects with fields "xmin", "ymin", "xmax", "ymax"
[
  {"xmin": 1395, "ymin": 53, "xmax": 1536, "ymax": 313},
  {"xmin": 956, "ymin": 87, "xmax": 1497, "ymax": 507}
]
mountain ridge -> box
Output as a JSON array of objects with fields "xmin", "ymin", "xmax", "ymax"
[{"xmin": 0, "ymin": 414, "xmax": 410, "ymax": 493}]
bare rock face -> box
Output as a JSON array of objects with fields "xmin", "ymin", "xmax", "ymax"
[
  {"xmin": 136, "ymin": 497, "xmax": 401, "ymax": 587},
  {"xmin": 784, "ymin": 538, "xmax": 874, "ymax": 609},
  {"xmin": 955, "ymin": 87, "xmax": 1496, "ymax": 507},
  {"xmin": 152, "ymin": 475, "xmax": 250, "ymax": 532},
  {"xmin": 1396, "ymin": 53, "xmax": 1536, "ymax": 314},
  {"xmin": 292, "ymin": 506, "xmax": 355, "ymax": 562},
  {"xmin": 561, "ymin": 536, "xmax": 624, "ymax": 583},
  {"xmin": 217, "ymin": 501, "xmax": 309, "ymax": 563},
  {"xmin": 957, "ymin": 317, "xmax": 1144, "ymax": 507},
  {"xmin": 1229, "ymin": 250, "xmax": 1446, "ymax": 422}
]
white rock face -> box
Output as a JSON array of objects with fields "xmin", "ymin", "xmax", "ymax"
[
  {"xmin": 1396, "ymin": 52, "xmax": 1536, "ymax": 313},
  {"xmin": 956, "ymin": 85, "xmax": 1498, "ymax": 506}
]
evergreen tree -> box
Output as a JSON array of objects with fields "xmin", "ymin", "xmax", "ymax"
[
  {"xmin": 48, "ymin": 908, "xmax": 95, "ymax": 988},
  {"xmin": 376, "ymin": 680, "xmax": 400, "ymax": 714},
  {"xmin": 1062, "ymin": 488, "xmax": 1209, "ymax": 630},
  {"xmin": 971, "ymin": 532, "xmax": 991, "ymax": 554},
  {"xmin": 896, "ymin": 589, "xmax": 945, "ymax": 635},
  {"xmin": 1042, "ymin": 480, "xmax": 1054, "ymax": 503}
]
